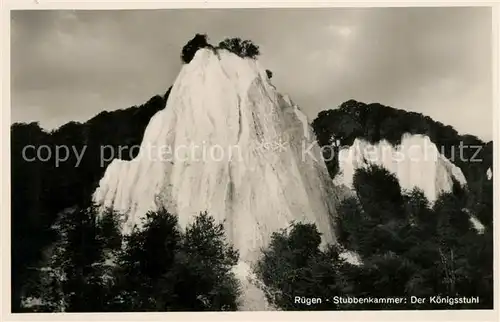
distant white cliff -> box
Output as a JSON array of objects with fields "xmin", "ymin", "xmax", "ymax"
[{"xmin": 334, "ymin": 133, "xmax": 467, "ymax": 203}]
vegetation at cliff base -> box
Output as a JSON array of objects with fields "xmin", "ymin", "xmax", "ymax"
[
  {"xmin": 256, "ymin": 165, "xmax": 493, "ymax": 310},
  {"xmin": 25, "ymin": 208, "xmax": 240, "ymax": 312}
]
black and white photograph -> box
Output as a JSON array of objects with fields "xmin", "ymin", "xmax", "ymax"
[{"xmin": 7, "ymin": 4, "xmax": 495, "ymax": 315}]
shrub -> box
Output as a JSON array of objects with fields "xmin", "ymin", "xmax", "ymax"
[
  {"xmin": 181, "ymin": 33, "xmax": 210, "ymax": 64},
  {"xmin": 217, "ymin": 37, "xmax": 260, "ymax": 59}
]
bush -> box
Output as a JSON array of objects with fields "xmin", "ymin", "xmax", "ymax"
[
  {"xmin": 181, "ymin": 33, "xmax": 211, "ymax": 64},
  {"xmin": 30, "ymin": 206, "xmax": 119, "ymax": 312},
  {"xmin": 26, "ymin": 209, "xmax": 241, "ymax": 312},
  {"xmin": 255, "ymin": 223, "xmax": 351, "ymax": 310},
  {"xmin": 217, "ymin": 37, "xmax": 260, "ymax": 59},
  {"xmin": 107, "ymin": 210, "xmax": 241, "ymax": 311}
]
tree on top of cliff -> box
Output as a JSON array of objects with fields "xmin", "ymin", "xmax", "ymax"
[
  {"xmin": 217, "ymin": 37, "xmax": 260, "ymax": 59},
  {"xmin": 181, "ymin": 33, "xmax": 211, "ymax": 64}
]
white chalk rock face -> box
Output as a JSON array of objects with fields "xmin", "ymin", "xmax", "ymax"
[
  {"xmin": 335, "ymin": 133, "xmax": 467, "ymax": 203},
  {"xmin": 93, "ymin": 48, "xmax": 341, "ymax": 308}
]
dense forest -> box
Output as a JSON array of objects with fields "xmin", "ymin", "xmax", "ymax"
[
  {"xmin": 312, "ymin": 99, "xmax": 493, "ymax": 227},
  {"xmin": 312, "ymin": 99, "xmax": 493, "ymax": 177},
  {"xmin": 24, "ymin": 207, "xmax": 240, "ymax": 311},
  {"xmin": 10, "ymin": 35, "xmax": 493, "ymax": 311},
  {"xmin": 256, "ymin": 165, "xmax": 493, "ymax": 310},
  {"xmin": 11, "ymin": 90, "xmax": 170, "ymax": 311}
]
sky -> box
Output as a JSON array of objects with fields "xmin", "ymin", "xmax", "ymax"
[{"xmin": 11, "ymin": 7, "xmax": 493, "ymax": 140}]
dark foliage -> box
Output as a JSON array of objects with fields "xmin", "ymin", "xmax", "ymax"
[
  {"xmin": 217, "ymin": 37, "xmax": 260, "ymax": 59},
  {"xmin": 26, "ymin": 209, "xmax": 240, "ymax": 312},
  {"xmin": 25, "ymin": 206, "xmax": 120, "ymax": 312},
  {"xmin": 181, "ymin": 33, "xmax": 212, "ymax": 64},
  {"xmin": 11, "ymin": 122, "xmax": 54, "ymax": 311},
  {"xmin": 110, "ymin": 210, "xmax": 240, "ymax": 312},
  {"xmin": 255, "ymin": 223, "xmax": 351, "ymax": 310},
  {"xmin": 311, "ymin": 100, "xmax": 493, "ymax": 186},
  {"xmin": 311, "ymin": 100, "xmax": 493, "ymax": 244},
  {"xmin": 11, "ymin": 89, "xmax": 170, "ymax": 311},
  {"xmin": 257, "ymin": 165, "xmax": 493, "ymax": 310}
]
